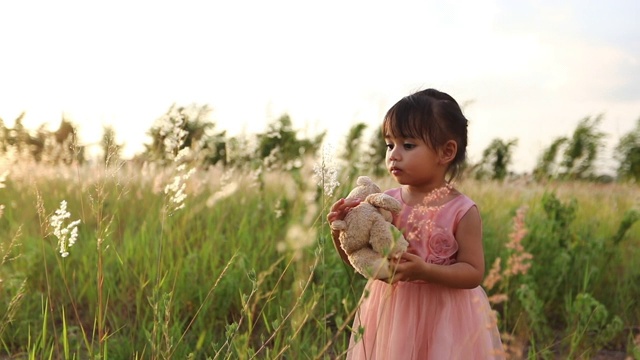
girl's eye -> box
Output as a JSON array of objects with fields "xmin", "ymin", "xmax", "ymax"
[
  {"xmin": 403, "ymin": 143, "xmax": 415, "ymax": 150},
  {"xmin": 385, "ymin": 143, "xmax": 394, "ymax": 150}
]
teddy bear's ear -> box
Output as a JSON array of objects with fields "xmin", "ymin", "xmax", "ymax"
[
  {"xmin": 365, "ymin": 194, "xmax": 402, "ymax": 213},
  {"xmin": 356, "ymin": 176, "xmax": 381, "ymax": 194},
  {"xmin": 356, "ymin": 176, "xmax": 372, "ymax": 186}
]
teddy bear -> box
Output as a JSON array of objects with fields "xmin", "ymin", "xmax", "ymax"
[{"xmin": 331, "ymin": 176, "xmax": 409, "ymax": 280}]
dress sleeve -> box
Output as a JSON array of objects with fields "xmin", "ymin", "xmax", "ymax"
[{"xmin": 452, "ymin": 196, "xmax": 477, "ymax": 234}]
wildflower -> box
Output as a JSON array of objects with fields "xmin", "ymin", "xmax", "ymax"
[
  {"xmin": 174, "ymin": 147, "xmax": 191, "ymax": 163},
  {"xmin": 0, "ymin": 279, "xmax": 26, "ymax": 335},
  {"xmin": 313, "ymin": 145, "xmax": 340, "ymax": 197},
  {"xmin": 498, "ymin": 332, "xmax": 523, "ymax": 359},
  {"xmin": 405, "ymin": 184, "xmax": 452, "ymax": 241},
  {"xmin": 206, "ymin": 182, "xmax": 239, "ymax": 208},
  {"xmin": 278, "ymin": 224, "xmax": 317, "ymax": 260},
  {"xmin": 164, "ymin": 166, "xmax": 196, "ymax": 212},
  {"xmin": 157, "ymin": 111, "xmax": 188, "ymax": 159},
  {"xmin": 0, "ymin": 170, "xmax": 7, "ymax": 219},
  {"xmin": 0, "ymin": 170, "xmax": 7, "ymax": 189},
  {"xmin": 162, "ymin": 117, "xmax": 196, "ymax": 212},
  {"xmin": 506, "ymin": 252, "xmax": 533, "ymax": 276},
  {"xmin": 487, "ymin": 293, "xmax": 509, "ymax": 305},
  {"xmin": 505, "ymin": 206, "xmax": 533, "ymax": 276},
  {"xmin": 274, "ymin": 199, "xmax": 284, "ymax": 218},
  {"xmin": 483, "ymin": 257, "xmax": 503, "ymax": 291},
  {"xmin": 506, "ymin": 206, "xmax": 528, "ymax": 252},
  {"xmin": 263, "ymin": 147, "xmax": 280, "ymax": 170},
  {"xmin": 50, "ymin": 200, "xmax": 81, "ymax": 257},
  {"xmin": 266, "ymin": 128, "xmax": 281, "ymax": 139},
  {"xmin": 484, "ymin": 258, "xmax": 509, "ymax": 305}
]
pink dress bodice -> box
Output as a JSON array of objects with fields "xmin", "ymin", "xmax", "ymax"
[{"xmin": 386, "ymin": 187, "xmax": 476, "ymax": 267}]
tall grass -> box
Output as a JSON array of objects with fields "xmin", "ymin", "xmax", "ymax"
[{"xmin": 1, "ymin": 156, "xmax": 639, "ymax": 358}]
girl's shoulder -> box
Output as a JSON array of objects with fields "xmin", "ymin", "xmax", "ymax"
[
  {"xmin": 444, "ymin": 192, "xmax": 478, "ymax": 226},
  {"xmin": 449, "ymin": 190, "xmax": 476, "ymax": 207},
  {"xmin": 383, "ymin": 187, "xmax": 402, "ymax": 198}
]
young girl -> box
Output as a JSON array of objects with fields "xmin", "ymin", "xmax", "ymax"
[{"xmin": 328, "ymin": 89, "xmax": 504, "ymax": 359}]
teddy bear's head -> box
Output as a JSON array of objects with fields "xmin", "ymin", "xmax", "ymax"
[
  {"xmin": 345, "ymin": 176, "xmax": 381, "ymax": 201},
  {"xmin": 345, "ymin": 176, "xmax": 400, "ymax": 223}
]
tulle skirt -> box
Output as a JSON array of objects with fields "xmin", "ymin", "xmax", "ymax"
[{"xmin": 346, "ymin": 280, "xmax": 505, "ymax": 360}]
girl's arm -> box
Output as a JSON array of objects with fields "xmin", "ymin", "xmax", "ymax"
[
  {"xmin": 330, "ymin": 228, "xmax": 351, "ymax": 266},
  {"xmin": 389, "ymin": 206, "xmax": 485, "ymax": 289}
]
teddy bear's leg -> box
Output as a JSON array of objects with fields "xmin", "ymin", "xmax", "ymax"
[
  {"xmin": 330, "ymin": 220, "xmax": 346, "ymax": 232},
  {"xmin": 350, "ymin": 247, "xmax": 392, "ymax": 280}
]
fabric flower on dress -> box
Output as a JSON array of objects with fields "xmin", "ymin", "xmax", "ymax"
[{"xmin": 426, "ymin": 227, "xmax": 458, "ymax": 265}]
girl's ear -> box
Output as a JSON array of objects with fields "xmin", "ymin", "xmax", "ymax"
[{"xmin": 439, "ymin": 140, "xmax": 458, "ymax": 164}]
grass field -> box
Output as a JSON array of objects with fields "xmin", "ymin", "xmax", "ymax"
[{"xmin": 1, "ymin": 158, "xmax": 639, "ymax": 359}]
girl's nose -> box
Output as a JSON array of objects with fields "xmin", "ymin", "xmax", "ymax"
[{"xmin": 387, "ymin": 147, "xmax": 400, "ymax": 161}]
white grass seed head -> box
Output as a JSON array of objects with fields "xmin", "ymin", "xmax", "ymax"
[
  {"xmin": 312, "ymin": 145, "xmax": 340, "ymax": 197},
  {"xmin": 50, "ymin": 200, "xmax": 81, "ymax": 257}
]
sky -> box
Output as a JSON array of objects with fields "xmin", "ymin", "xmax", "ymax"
[{"xmin": 1, "ymin": 0, "xmax": 639, "ymax": 173}]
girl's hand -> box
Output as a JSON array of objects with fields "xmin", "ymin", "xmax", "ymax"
[
  {"xmin": 388, "ymin": 252, "xmax": 428, "ymax": 284},
  {"xmin": 327, "ymin": 197, "xmax": 361, "ymax": 225}
]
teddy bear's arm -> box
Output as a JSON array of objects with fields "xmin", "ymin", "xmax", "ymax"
[{"xmin": 365, "ymin": 193, "xmax": 402, "ymax": 213}]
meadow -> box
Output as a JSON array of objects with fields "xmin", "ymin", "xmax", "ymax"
[{"xmin": 0, "ymin": 155, "xmax": 639, "ymax": 359}]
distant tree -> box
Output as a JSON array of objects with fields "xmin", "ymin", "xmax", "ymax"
[
  {"xmin": 223, "ymin": 134, "xmax": 255, "ymax": 169},
  {"xmin": 30, "ymin": 124, "xmax": 48, "ymax": 162},
  {"xmin": 196, "ymin": 129, "xmax": 228, "ymax": 167},
  {"xmin": 559, "ymin": 115, "xmax": 606, "ymax": 180},
  {"xmin": 362, "ymin": 126, "xmax": 387, "ymax": 178},
  {"xmin": 144, "ymin": 104, "xmax": 226, "ymax": 165},
  {"xmin": 614, "ymin": 117, "xmax": 640, "ymax": 182},
  {"xmin": 534, "ymin": 137, "xmax": 568, "ymax": 181},
  {"xmin": 339, "ymin": 123, "xmax": 368, "ymax": 179},
  {"xmin": 181, "ymin": 105, "xmax": 227, "ymax": 166},
  {"xmin": 54, "ymin": 118, "xmax": 75, "ymax": 144},
  {"xmin": 255, "ymin": 114, "xmax": 325, "ymax": 170},
  {"xmin": 474, "ymin": 138, "xmax": 518, "ymax": 181},
  {"xmin": 52, "ymin": 117, "xmax": 84, "ymax": 164},
  {"xmin": 181, "ymin": 105, "xmax": 218, "ymax": 149},
  {"xmin": 8, "ymin": 112, "xmax": 29, "ymax": 151},
  {"xmin": 533, "ymin": 115, "xmax": 606, "ymax": 181},
  {"xmin": 340, "ymin": 123, "xmax": 368, "ymax": 163},
  {"xmin": 0, "ymin": 113, "xmax": 83, "ymax": 164}
]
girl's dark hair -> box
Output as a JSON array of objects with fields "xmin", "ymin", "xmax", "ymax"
[{"xmin": 382, "ymin": 88, "xmax": 468, "ymax": 181}]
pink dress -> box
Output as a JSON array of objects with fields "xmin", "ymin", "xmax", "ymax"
[{"xmin": 346, "ymin": 188, "xmax": 505, "ymax": 360}]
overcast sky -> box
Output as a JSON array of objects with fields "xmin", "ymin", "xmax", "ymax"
[{"xmin": 1, "ymin": 0, "xmax": 639, "ymax": 173}]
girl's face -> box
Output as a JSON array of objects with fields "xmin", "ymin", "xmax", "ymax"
[{"xmin": 385, "ymin": 135, "xmax": 446, "ymax": 190}]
